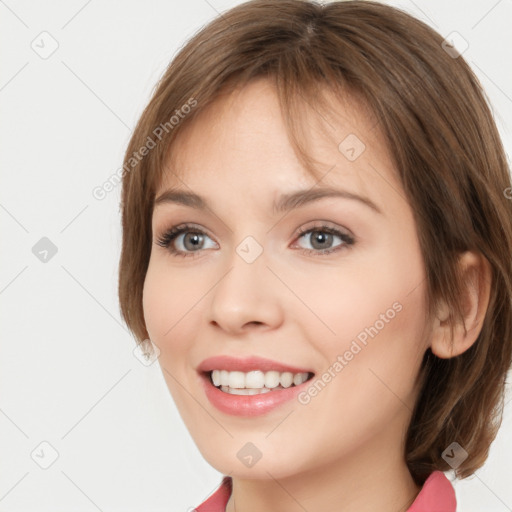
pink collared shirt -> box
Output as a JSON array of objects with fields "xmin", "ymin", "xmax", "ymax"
[{"xmin": 194, "ymin": 470, "xmax": 456, "ymax": 511}]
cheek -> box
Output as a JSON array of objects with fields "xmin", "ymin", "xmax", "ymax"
[
  {"xmin": 293, "ymin": 235, "xmax": 428, "ymax": 396},
  {"xmin": 288, "ymin": 255, "xmax": 428, "ymax": 460},
  {"xmin": 290, "ymin": 240, "xmax": 426, "ymax": 343},
  {"xmin": 348, "ymin": 250, "xmax": 427, "ymax": 394},
  {"xmin": 142, "ymin": 266, "xmax": 169, "ymax": 343},
  {"xmin": 142, "ymin": 258, "xmax": 204, "ymax": 342},
  {"xmin": 142, "ymin": 259, "xmax": 204, "ymax": 408}
]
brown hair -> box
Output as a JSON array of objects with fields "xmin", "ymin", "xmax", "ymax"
[{"xmin": 118, "ymin": 0, "xmax": 512, "ymax": 485}]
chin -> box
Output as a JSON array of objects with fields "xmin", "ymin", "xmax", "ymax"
[{"xmin": 196, "ymin": 439, "xmax": 314, "ymax": 480}]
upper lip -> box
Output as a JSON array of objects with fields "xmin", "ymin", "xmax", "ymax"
[{"xmin": 197, "ymin": 355, "xmax": 314, "ymax": 374}]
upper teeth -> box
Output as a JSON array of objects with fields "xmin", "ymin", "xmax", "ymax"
[{"xmin": 211, "ymin": 370, "xmax": 309, "ymax": 389}]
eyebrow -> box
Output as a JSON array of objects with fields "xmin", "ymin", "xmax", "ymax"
[{"xmin": 154, "ymin": 186, "xmax": 382, "ymax": 215}]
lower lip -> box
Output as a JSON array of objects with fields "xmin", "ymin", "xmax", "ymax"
[{"xmin": 199, "ymin": 372, "xmax": 313, "ymax": 417}]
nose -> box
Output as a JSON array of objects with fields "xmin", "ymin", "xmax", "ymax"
[{"xmin": 207, "ymin": 245, "xmax": 285, "ymax": 335}]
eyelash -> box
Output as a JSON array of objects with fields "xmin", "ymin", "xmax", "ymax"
[{"xmin": 155, "ymin": 222, "xmax": 355, "ymax": 258}]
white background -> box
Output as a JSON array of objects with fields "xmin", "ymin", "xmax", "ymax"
[{"xmin": 1, "ymin": 0, "xmax": 511, "ymax": 510}]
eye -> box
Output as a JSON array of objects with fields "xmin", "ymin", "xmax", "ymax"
[
  {"xmin": 155, "ymin": 223, "xmax": 217, "ymax": 258},
  {"xmin": 155, "ymin": 221, "xmax": 355, "ymax": 258},
  {"xmin": 293, "ymin": 223, "xmax": 355, "ymax": 256}
]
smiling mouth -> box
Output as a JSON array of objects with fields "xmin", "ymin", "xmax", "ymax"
[{"xmin": 204, "ymin": 369, "xmax": 315, "ymax": 395}]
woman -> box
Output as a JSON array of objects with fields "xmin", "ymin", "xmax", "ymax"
[{"xmin": 117, "ymin": 1, "xmax": 512, "ymax": 510}]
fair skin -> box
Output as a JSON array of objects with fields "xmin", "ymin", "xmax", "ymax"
[{"xmin": 142, "ymin": 78, "xmax": 490, "ymax": 512}]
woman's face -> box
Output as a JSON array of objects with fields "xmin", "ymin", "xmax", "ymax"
[{"xmin": 143, "ymin": 78, "xmax": 431, "ymax": 479}]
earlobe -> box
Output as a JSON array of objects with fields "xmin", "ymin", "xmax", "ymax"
[{"xmin": 430, "ymin": 251, "xmax": 492, "ymax": 359}]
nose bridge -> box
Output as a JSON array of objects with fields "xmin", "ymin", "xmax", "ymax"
[
  {"xmin": 215, "ymin": 233, "xmax": 269, "ymax": 305},
  {"xmin": 207, "ymin": 233, "xmax": 283, "ymax": 331}
]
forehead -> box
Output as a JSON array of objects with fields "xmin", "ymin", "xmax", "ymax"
[{"xmin": 158, "ymin": 78, "xmax": 403, "ymax": 214}]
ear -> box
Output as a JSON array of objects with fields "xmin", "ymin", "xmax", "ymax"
[{"xmin": 430, "ymin": 251, "xmax": 492, "ymax": 359}]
